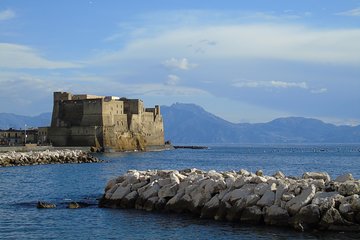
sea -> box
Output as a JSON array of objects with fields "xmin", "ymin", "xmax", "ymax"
[{"xmin": 1, "ymin": 144, "xmax": 360, "ymax": 239}]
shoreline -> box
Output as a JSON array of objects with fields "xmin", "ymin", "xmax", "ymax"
[{"xmin": 0, "ymin": 149, "xmax": 101, "ymax": 167}]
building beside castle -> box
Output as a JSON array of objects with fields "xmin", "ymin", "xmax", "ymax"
[{"xmin": 47, "ymin": 92, "xmax": 165, "ymax": 151}]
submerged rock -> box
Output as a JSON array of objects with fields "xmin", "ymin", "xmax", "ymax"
[{"xmin": 37, "ymin": 201, "xmax": 56, "ymax": 209}]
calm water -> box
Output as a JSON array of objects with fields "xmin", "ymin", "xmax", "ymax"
[{"xmin": 1, "ymin": 144, "xmax": 360, "ymax": 239}]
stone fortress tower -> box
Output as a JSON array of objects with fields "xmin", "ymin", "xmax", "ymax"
[{"xmin": 48, "ymin": 92, "xmax": 164, "ymax": 151}]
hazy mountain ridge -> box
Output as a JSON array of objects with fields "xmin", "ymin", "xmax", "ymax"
[
  {"xmin": 161, "ymin": 103, "xmax": 360, "ymax": 144},
  {"xmin": 1, "ymin": 104, "xmax": 359, "ymax": 144},
  {"xmin": 0, "ymin": 112, "xmax": 52, "ymax": 129}
]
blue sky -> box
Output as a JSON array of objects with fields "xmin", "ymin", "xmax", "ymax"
[{"xmin": 1, "ymin": 0, "xmax": 360, "ymax": 125}]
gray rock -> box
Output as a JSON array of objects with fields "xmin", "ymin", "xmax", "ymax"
[
  {"xmin": 241, "ymin": 206, "xmax": 263, "ymax": 224},
  {"xmin": 273, "ymin": 171, "xmax": 286, "ymax": 179},
  {"xmin": 286, "ymin": 185, "xmax": 316, "ymax": 215},
  {"xmin": 144, "ymin": 197, "xmax": 159, "ymax": 211},
  {"xmin": 264, "ymin": 205, "xmax": 290, "ymax": 226},
  {"xmin": 257, "ymin": 190, "xmax": 275, "ymax": 207},
  {"xmin": 228, "ymin": 184, "xmax": 256, "ymax": 203},
  {"xmin": 201, "ymin": 195, "xmax": 220, "ymax": 219},
  {"xmin": 351, "ymin": 198, "xmax": 360, "ymax": 212},
  {"xmin": 245, "ymin": 194, "xmax": 260, "ymax": 206},
  {"xmin": 37, "ymin": 201, "xmax": 56, "ymax": 209},
  {"xmin": 303, "ymin": 172, "xmax": 330, "ymax": 183},
  {"xmin": 110, "ymin": 185, "xmax": 131, "ymax": 200},
  {"xmin": 275, "ymin": 183, "xmax": 288, "ymax": 206},
  {"xmin": 296, "ymin": 204, "xmax": 321, "ymax": 226},
  {"xmin": 338, "ymin": 181, "xmax": 360, "ymax": 196},
  {"xmin": 254, "ymin": 183, "xmax": 269, "ymax": 196},
  {"xmin": 320, "ymin": 207, "xmax": 345, "ymax": 227},
  {"xmin": 158, "ymin": 183, "xmax": 179, "ymax": 198},
  {"xmin": 312, "ymin": 191, "xmax": 343, "ymax": 205},
  {"xmin": 335, "ymin": 173, "xmax": 354, "ymax": 183}
]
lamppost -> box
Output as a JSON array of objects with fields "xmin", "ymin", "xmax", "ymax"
[{"xmin": 24, "ymin": 124, "xmax": 27, "ymax": 145}]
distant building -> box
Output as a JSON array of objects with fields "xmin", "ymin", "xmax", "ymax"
[
  {"xmin": 47, "ymin": 92, "xmax": 164, "ymax": 151},
  {"xmin": 0, "ymin": 128, "xmax": 38, "ymax": 146}
]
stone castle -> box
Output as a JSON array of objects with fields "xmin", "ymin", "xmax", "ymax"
[{"xmin": 48, "ymin": 92, "xmax": 164, "ymax": 151}]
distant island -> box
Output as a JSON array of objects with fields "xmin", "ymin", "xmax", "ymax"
[{"xmin": 1, "ymin": 103, "xmax": 360, "ymax": 144}]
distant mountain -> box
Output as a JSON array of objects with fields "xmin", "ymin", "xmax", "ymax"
[
  {"xmin": 0, "ymin": 112, "xmax": 52, "ymax": 129},
  {"xmin": 1, "ymin": 104, "xmax": 360, "ymax": 144},
  {"xmin": 161, "ymin": 103, "xmax": 360, "ymax": 144}
]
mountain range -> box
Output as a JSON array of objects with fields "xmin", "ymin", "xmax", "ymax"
[{"xmin": 1, "ymin": 103, "xmax": 359, "ymax": 144}]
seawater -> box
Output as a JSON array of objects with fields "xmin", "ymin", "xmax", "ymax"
[{"xmin": 1, "ymin": 144, "xmax": 360, "ymax": 239}]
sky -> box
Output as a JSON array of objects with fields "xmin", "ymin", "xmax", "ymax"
[{"xmin": 0, "ymin": 0, "xmax": 360, "ymax": 125}]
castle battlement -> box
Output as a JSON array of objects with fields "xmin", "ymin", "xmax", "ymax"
[{"xmin": 48, "ymin": 92, "xmax": 164, "ymax": 151}]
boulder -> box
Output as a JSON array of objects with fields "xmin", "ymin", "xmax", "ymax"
[
  {"xmin": 286, "ymin": 185, "xmax": 316, "ymax": 215},
  {"xmin": 37, "ymin": 201, "xmax": 56, "ymax": 209},
  {"xmin": 293, "ymin": 204, "xmax": 321, "ymax": 228},
  {"xmin": 273, "ymin": 171, "xmax": 286, "ymax": 179},
  {"xmin": 144, "ymin": 197, "xmax": 159, "ymax": 211},
  {"xmin": 245, "ymin": 194, "xmax": 260, "ymax": 207},
  {"xmin": 67, "ymin": 202, "xmax": 80, "ymax": 209},
  {"xmin": 228, "ymin": 184, "xmax": 256, "ymax": 203},
  {"xmin": 158, "ymin": 183, "xmax": 179, "ymax": 198},
  {"xmin": 275, "ymin": 183, "xmax": 288, "ymax": 206},
  {"xmin": 241, "ymin": 206, "xmax": 263, "ymax": 224},
  {"xmin": 201, "ymin": 195, "xmax": 220, "ymax": 219},
  {"xmin": 110, "ymin": 185, "xmax": 131, "ymax": 200},
  {"xmin": 214, "ymin": 201, "xmax": 232, "ymax": 221},
  {"xmin": 338, "ymin": 181, "xmax": 360, "ymax": 196},
  {"xmin": 320, "ymin": 207, "xmax": 345, "ymax": 227},
  {"xmin": 303, "ymin": 172, "xmax": 330, "ymax": 183},
  {"xmin": 257, "ymin": 190, "xmax": 275, "ymax": 207},
  {"xmin": 335, "ymin": 173, "xmax": 354, "ymax": 183},
  {"xmin": 351, "ymin": 198, "xmax": 360, "ymax": 212},
  {"xmin": 312, "ymin": 191, "xmax": 343, "ymax": 205},
  {"xmin": 254, "ymin": 183, "xmax": 269, "ymax": 196},
  {"xmin": 141, "ymin": 182, "xmax": 160, "ymax": 199},
  {"xmin": 264, "ymin": 205, "xmax": 290, "ymax": 226}
]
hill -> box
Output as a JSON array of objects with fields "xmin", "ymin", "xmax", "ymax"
[
  {"xmin": 161, "ymin": 103, "xmax": 360, "ymax": 144},
  {"xmin": 1, "ymin": 104, "xmax": 360, "ymax": 144},
  {"xmin": 0, "ymin": 112, "xmax": 52, "ymax": 129}
]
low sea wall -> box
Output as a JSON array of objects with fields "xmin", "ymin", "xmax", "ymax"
[
  {"xmin": 0, "ymin": 149, "xmax": 101, "ymax": 167},
  {"xmin": 99, "ymin": 169, "xmax": 360, "ymax": 232}
]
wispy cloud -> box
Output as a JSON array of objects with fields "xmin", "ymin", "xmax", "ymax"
[
  {"xmin": 0, "ymin": 9, "xmax": 15, "ymax": 21},
  {"xmin": 336, "ymin": 8, "xmax": 360, "ymax": 17},
  {"xmin": 165, "ymin": 74, "xmax": 180, "ymax": 85},
  {"xmin": 0, "ymin": 43, "xmax": 82, "ymax": 69},
  {"xmin": 162, "ymin": 57, "xmax": 197, "ymax": 70},
  {"xmin": 311, "ymin": 88, "xmax": 328, "ymax": 94},
  {"xmin": 233, "ymin": 80, "xmax": 308, "ymax": 89},
  {"xmin": 93, "ymin": 24, "xmax": 360, "ymax": 66}
]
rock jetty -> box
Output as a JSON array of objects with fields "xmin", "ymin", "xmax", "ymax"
[
  {"xmin": 99, "ymin": 169, "xmax": 360, "ymax": 232},
  {"xmin": 0, "ymin": 149, "xmax": 101, "ymax": 167}
]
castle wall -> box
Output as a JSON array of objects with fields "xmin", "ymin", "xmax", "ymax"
[{"xmin": 48, "ymin": 92, "xmax": 165, "ymax": 151}]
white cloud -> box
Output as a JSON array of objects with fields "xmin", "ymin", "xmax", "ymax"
[
  {"xmin": 336, "ymin": 8, "xmax": 360, "ymax": 17},
  {"xmin": 0, "ymin": 9, "xmax": 15, "ymax": 21},
  {"xmin": 0, "ymin": 43, "xmax": 82, "ymax": 69},
  {"xmin": 311, "ymin": 88, "xmax": 328, "ymax": 94},
  {"xmin": 233, "ymin": 80, "xmax": 308, "ymax": 89},
  {"xmin": 166, "ymin": 74, "xmax": 180, "ymax": 85},
  {"xmin": 162, "ymin": 57, "xmax": 197, "ymax": 70},
  {"xmin": 93, "ymin": 24, "xmax": 360, "ymax": 66}
]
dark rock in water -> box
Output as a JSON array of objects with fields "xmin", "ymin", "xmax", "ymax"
[
  {"xmin": 37, "ymin": 201, "xmax": 56, "ymax": 209},
  {"xmin": 240, "ymin": 206, "xmax": 263, "ymax": 224},
  {"xmin": 67, "ymin": 202, "xmax": 81, "ymax": 209}
]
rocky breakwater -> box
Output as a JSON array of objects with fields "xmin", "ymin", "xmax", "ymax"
[
  {"xmin": 0, "ymin": 149, "xmax": 101, "ymax": 167},
  {"xmin": 99, "ymin": 169, "xmax": 360, "ymax": 232}
]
